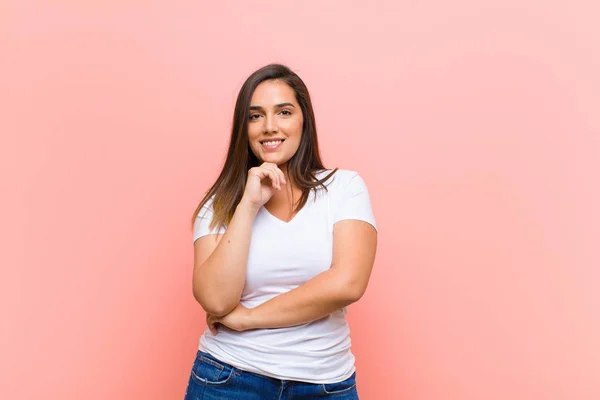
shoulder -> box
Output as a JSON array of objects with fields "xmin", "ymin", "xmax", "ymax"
[
  {"xmin": 312, "ymin": 169, "xmax": 371, "ymax": 204},
  {"xmin": 318, "ymin": 168, "xmax": 377, "ymax": 229},
  {"xmin": 315, "ymin": 168, "xmax": 362, "ymax": 188},
  {"xmin": 196, "ymin": 194, "xmax": 217, "ymax": 220}
]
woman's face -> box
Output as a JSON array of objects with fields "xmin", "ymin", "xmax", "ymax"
[{"xmin": 247, "ymin": 79, "xmax": 303, "ymax": 168}]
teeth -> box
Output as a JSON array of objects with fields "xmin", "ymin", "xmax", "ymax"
[{"xmin": 263, "ymin": 140, "xmax": 282, "ymax": 146}]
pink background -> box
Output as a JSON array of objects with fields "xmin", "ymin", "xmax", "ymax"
[{"xmin": 2, "ymin": 1, "xmax": 599, "ymax": 399}]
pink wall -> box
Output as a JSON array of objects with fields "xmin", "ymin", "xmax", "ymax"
[{"xmin": 2, "ymin": 1, "xmax": 599, "ymax": 399}]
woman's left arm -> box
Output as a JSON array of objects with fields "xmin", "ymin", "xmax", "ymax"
[{"xmin": 210, "ymin": 219, "xmax": 377, "ymax": 332}]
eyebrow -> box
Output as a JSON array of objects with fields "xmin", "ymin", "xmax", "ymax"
[{"xmin": 249, "ymin": 103, "xmax": 296, "ymax": 111}]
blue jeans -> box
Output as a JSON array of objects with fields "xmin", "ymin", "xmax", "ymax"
[{"xmin": 184, "ymin": 350, "xmax": 359, "ymax": 399}]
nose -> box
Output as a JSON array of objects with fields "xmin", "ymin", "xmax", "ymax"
[{"xmin": 264, "ymin": 114, "xmax": 279, "ymax": 133}]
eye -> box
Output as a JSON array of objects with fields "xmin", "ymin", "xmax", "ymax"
[
  {"xmin": 249, "ymin": 114, "xmax": 261, "ymax": 120},
  {"xmin": 280, "ymin": 109, "xmax": 292, "ymax": 116}
]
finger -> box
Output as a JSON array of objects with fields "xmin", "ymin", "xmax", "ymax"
[
  {"xmin": 266, "ymin": 164, "xmax": 285, "ymax": 185},
  {"xmin": 276, "ymin": 167, "xmax": 286, "ymax": 185},
  {"xmin": 255, "ymin": 166, "xmax": 277, "ymax": 188},
  {"xmin": 255, "ymin": 165, "xmax": 280, "ymax": 190},
  {"xmin": 206, "ymin": 315, "xmax": 218, "ymax": 335},
  {"xmin": 267, "ymin": 169, "xmax": 280, "ymax": 190},
  {"xmin": 262, "ymin": 162, "xmax": 277, "ymax": 169},
  {"xmin": 271, "ymin": 166, "xmax": 284, "ymax": 188},
  {"xmin": 273, "ymin": 170, "xmax": 282, "ymax": 190},
  {"xmin": 250, "ymin": 166, "xmax": 269, "ymax": 180}
]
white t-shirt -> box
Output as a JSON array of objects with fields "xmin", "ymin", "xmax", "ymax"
[{"xmin": 192, "ymin": 169, "xmax": 377, "ymax": 384}]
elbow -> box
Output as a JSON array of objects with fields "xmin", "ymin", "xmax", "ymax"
[
  {"xmin": 344, "ymin": 281, "xmax": 367, "ymax": 303},
  {"xmin": 342, "ymin": 282, "xmax": 366, "ymax": 304},
  {"xmin": 208, "ymin": 302, "xmax": 237, "ymax": 317},
  {"xmin": 333, "ymin": 270, "xmax": 368, "ymax": 304},
  {"xmin": 193, "ymin": 288, "xmax": 237, "ymax": 317},
  {"xmin": 348, "ymin": 288, "xmax": 365, "ymax": 303}
]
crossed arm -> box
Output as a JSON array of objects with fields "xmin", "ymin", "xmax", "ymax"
[{"xmin": 204, "ymin": 219, "xmax": 377, "ymax": 333}]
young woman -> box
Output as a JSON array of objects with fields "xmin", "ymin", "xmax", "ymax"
[{"xmin": 185, "ymin": 64, "xmax": 377, "ymax": 399}]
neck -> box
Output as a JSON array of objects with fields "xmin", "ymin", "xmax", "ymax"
[{"xmin": 278, "ymin": 162, "xmax": 288, "ymax": 176}]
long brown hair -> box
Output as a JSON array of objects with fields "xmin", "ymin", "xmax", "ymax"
[{"xmin": 190, "ymin": 64, "xmax": 337, "ymax": 232}]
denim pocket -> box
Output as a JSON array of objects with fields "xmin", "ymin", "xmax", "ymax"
[
  {"xmin": 190, "ymin": 351, "xmax": 235, "ymax": 386},
  {"xmin": 321, "ymin": 372, "xmax": 357, "ymax": 395}
]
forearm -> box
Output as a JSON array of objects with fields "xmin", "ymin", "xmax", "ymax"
[
  {"xmin": 246, "ymin": 269, "xmax": 362, "ymax": 329},
  {"xmin": 193, "ymin": 201, "xmax": 257, "ymax": 316}
]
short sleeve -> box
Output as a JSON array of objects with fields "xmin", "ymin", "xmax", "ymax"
[
  {"xmin": 193, "ymin": 197, "xmax": 227, "ymax": 243},
  {"xmin": 332, "ymin": 172, "xmax": 377, "ymax": 231}
]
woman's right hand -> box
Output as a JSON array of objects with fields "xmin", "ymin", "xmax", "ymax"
[{"xmin": 240, "ymin": 162, "xmax": 286, "ymax": 210}]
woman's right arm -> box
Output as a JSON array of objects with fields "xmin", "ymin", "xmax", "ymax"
[
  {"xmin": 192, "ymin": 200, "xmax": 259, "ymax": 317},
  {"xmin": 192, "ymin": 162, "xmax": 285, "ymax": 317}
]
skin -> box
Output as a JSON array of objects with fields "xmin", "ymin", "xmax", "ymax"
[
  {"xmin": 247, "ymin": 79, "xmax": 304, "ymax": 221},
  {"xmin": 247, "ymin": 79, "xmax": 303, "ymax": 176},
  {"xmin": 203, "ymin": 79, "xmax": 377, "ymax": 334}
]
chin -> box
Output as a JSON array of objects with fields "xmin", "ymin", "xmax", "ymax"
[{"xmin": 261, "ymin": 155, "xmax": 287, "ymax": 165}]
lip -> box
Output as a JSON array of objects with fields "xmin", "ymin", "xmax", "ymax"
[
  {"xmin": 259, "ymin": 138, "xmax": 286, "ymax": 144},
  {"xmin": 260, "ymin": 138, "xmax": 285, "ymax": 151}
]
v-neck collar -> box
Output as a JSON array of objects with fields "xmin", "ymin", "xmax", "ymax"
[
  {"xmin": 260, "ymin": 169, "xmax": 330, "ymax": 225},
  {"xmin": 261, "ymin": 204, "xmax": 304, "ymax": 225}
]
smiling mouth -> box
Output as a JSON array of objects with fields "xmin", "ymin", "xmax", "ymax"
[{"xmin": 260, "ymin": 139, "xmax": 285, "ymax": 149}]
